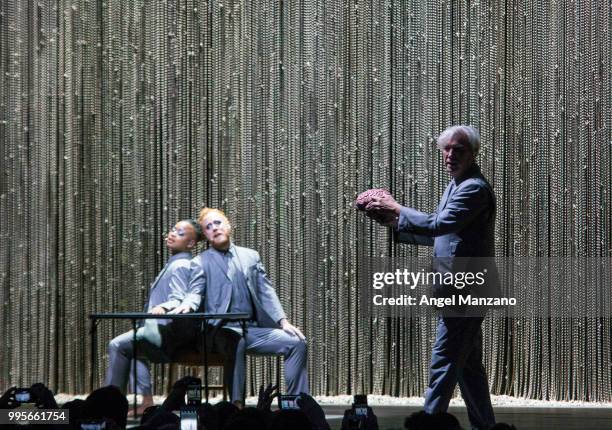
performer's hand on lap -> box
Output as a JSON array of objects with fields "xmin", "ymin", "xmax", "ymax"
[
  {"xmin": 168, "ymin": 304, "xmax": 192, "ymax": 314},
  {"xmin": 150, "ymin": 306, "xmax": 166, "ymax": 315},
  {"xmin": 280, "ymin": 318, "xmax": 306, "ymax": 340}
]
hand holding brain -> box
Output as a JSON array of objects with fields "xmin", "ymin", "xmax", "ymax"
[{"xmin": 355, "ymin": 188, "xmax": 398, "ymax": 225}]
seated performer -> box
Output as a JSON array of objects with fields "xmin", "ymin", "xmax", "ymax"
[
  {"xmin": 172, "ymin": 208, "xmax": 309, "ymax": 402},
  {"xmin": 104, "ymin": 219, "xmax": 200, "ymax": 414}
]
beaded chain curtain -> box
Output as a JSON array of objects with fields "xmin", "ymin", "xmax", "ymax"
[{"xmin": 1, "ymin": 0, "xmax": 611, "ymax": 400}]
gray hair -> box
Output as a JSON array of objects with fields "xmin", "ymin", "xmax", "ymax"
[{"xmin": 436, "ymin": 125, "xmax": 480, "ymax": 155}]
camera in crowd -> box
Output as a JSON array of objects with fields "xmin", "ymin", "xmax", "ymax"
[
  {"xmin": 341, "ymin": 394, "xmax": 379, "ymax": 430},
  {"xmin": 180, "ymin": 378, "xmax": 202, "ymax": 430},
  {"xmin": 80, "ymin": 419, "xmax": 107, "ymax": 430},
  {"xmin": 278, "ymin": 394, "xmax": 301, "ymax": 410},
  {"xmin": 14, "ymin": 388, "xmax": 33, "ymax": 405},
  {"xmin": 186, "ymin": 380, "xmax": 202, "ymax": 406}
]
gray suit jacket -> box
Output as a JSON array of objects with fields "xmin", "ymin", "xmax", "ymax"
[
  {"xmin": 149, "ymin": 252, "xmax": 192, "ymax": 310},
  {"xmin": 183, "ymin": 244, "xmax": 287, "ymax": 328},
  {"xmin": 139, "ymin": 251, "xmax": 192, "ymax": 326},
  {"xmin": 394, "ymin": 164, "xmax": 502, "ymax": 305},
  {"xmin": 135, "ymin": 251, "xmax": 195, "ymax": 360}
]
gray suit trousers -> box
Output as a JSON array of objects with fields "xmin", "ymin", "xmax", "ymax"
[
  {"xmin": 104, "ymin": 319, "xmax": 195, "ymax": 394},
  {"xmin": 230, "ymin": 326, "xmax": 309, "ymax": 401},
  {"xmin": 105, "ymin": 320, "xmax": 241, "ymax": 398},
  {"xmin": 105, "ymin": 328, "xmax": 155, "ymax": 394},
  {"xmin": 105, "ymin": 330, "xmax": 153, "ymax": 395}
]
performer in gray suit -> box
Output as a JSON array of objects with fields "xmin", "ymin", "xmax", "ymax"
[
  {"xmin": 104, "ymin": 219, "xmax": 201, "ymax": 414},
  {"xmin": 366, "ymin": 125, "xmax": 498, "ymax": 430},
  {"xmin": 172, "ymin": 208, "xmax": 309, "ymax": 402}
]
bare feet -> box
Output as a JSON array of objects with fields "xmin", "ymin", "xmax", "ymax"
[{"xmin": 127, "ymin": 396, "xmax": 154, "ymax": 417}]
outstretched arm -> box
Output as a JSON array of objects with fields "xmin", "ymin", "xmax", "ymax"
[
  {"xmin": 396, "ymin": 182, "xmax": 489, "ymax": 236},
  {"xmin": 363, "ymin": 193, "xmax": 434, "ymax": 245}
]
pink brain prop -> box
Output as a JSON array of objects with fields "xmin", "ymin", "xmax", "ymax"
[{"xmin": 355, "ymin": 188, "xmax": 392, "ymax": 211}]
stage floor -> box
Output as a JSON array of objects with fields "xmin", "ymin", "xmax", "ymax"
[
  {"xmin": 319, "ymin": 404, "xmax": 612, "ymax": 430},
  {"xmin": 119, "ymin": 403, "xmax": 612, "ymax": 429}
]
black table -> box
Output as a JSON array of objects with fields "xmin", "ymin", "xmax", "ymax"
[{"xmin": 89, "ymin": 312, "xmax": 250, "ymax": 412}]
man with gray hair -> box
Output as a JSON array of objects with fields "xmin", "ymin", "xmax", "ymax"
[{"xmin": 366, "ymin": 125, "xmax": 499, "ymax": 429}]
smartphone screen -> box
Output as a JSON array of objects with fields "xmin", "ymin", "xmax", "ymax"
[
  {"xmin": 278, "ymin": 395, "xmax": 300, "ymax": 410},
  {"xmin": 15, "ymin": 390, "xmax": 31, "ymax": 403},
  {"xmin": 353, "ymin": 394, "xmax": 368, "ymax": 416},
  {"xmin": 186, "ymin": 384, "xmax": 201, "ymax": 406},
  {"xmin": 80, "ymin": 421, "xmax": 107, "ymax": 430},
  {"xmin": 354, "ymin": 405, "xmax": 368, "ymax": 417}
]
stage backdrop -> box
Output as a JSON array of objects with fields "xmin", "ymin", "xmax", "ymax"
[{"xmin": 1, "ymin": 0, "xmax": 611, "ymax": 401}]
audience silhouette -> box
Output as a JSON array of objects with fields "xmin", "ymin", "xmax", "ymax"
[{"xmin": 0, "ymin": 379, "xmax": 519, "ymax": 430}]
